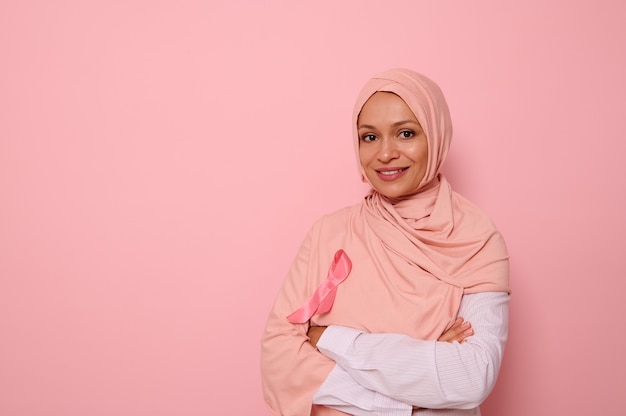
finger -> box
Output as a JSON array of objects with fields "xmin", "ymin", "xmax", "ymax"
[
  {"xmin": 439, "ymin": 319, "xmax": 473, "ymax": 343},
  {"xmin": 460, "ymin": 324, "xmax": 474, "ymax": 340},
  {"xmin": 448, "ymin": 319, "xmax": 469, "ymax": 336},
  {"xmin": 439, "ymin": 324, "xmax": 463, "ymax": 342},
  {"xmin": 446, "ymin": 318, "xmax": 464, "ymax": 332},
  {"xmin": 438, "ymin": 320, "xmax": 461, "ymax": 341},
  {"xmin": 451, "ymin": 317, "xmax": 464, "ymax": 327}
]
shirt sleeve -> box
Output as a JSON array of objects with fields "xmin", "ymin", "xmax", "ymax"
[
  {"xmin": 313, "ymin": 364, "xmax": 413, "ymax": 416},
  {"xmin": 315, "ymin": 291, "xmax": 509, "ymax": 410}
]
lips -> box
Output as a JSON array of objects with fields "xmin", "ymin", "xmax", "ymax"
[
  {"xmin": 375, "ymin": 167, "xmax": 408, "ymax": 181},
  {"xmin": 378, "ymin": 168, "xmax": 406, "ymax": 175}
]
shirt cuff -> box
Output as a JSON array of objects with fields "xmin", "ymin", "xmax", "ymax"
[{"xmin": 317, "ymin": 325, "xmax": 363, "ymax": 358}]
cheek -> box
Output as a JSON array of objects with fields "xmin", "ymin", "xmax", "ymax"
[
  {"xmin": 358, "ymin": 147, "xmax": 369, "ymax": 166},
  {"xmin": 420, "ymin": 148, "xmax": 429, "ymax": 164},
  {"xmin": 412, "ymin": 140, "xmax": 429, "ymax": 164}
]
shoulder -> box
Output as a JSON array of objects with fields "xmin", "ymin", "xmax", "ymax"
[
  {"xmin": 453, "ymin": 192, "xmax": 498, "ymax": 225},
  {"xmin": 292, "ymin": 202, "xmax": 363, "ymax": 265},
  {"xmin": 442, "ymin": 178, "xmax": 508, "ymax": 255},
  {"xmin": 444, "ymin": 179, "xmax": 502, "ymax": 237},
  {"xmin": 305, "ymin": 201, "xmax": 362, "ymax": 241},
  {"xmin": 314, "ymin": 202, "xmax": 361, "ymax": 228}
]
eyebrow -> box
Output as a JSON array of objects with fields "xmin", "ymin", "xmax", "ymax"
[{"xmin": 358, "ymin": 120, "xmax": 420, "ymax": 130}]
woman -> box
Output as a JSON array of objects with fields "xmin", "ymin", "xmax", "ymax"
[{"xmin": 261, "ymin": 68, "xmax": 510, "ymax": 415}]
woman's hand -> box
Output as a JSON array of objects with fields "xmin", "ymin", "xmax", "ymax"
[
  {"xmin": 438, "ymin": 317, "xmax": 473, "ymax": 343},
  {"xmin": 311, "ymin": 318, "xmax": 472, "ymax": 411},
  {"xmin": 308, "ymin": 326, "xmax": 327, "ymax": 348},
  {"xmin": 309, "ymin": 318, "xmax": 472, "ymax": 350}
]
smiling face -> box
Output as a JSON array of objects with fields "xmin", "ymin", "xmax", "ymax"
[{"xmin": 358, "ymin": 92, "xmax": 429, "ymax": 200}]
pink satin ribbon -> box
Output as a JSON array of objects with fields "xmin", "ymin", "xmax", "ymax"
[{"xmin": 287, "ymin": 249, "xmax": 352, "ymax": 324}]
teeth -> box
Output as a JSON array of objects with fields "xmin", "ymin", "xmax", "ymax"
[{"xmin": 380, "ymin": 169, "xmax": 402, "ymax": 175}]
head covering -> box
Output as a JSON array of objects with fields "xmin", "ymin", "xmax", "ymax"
[
  {"xmin": 261, "ymin": 69, "xmax": 509, "ymax": 416},
  {"xmin": 353, "ymin": 68, "xmax": 510, "ymax": 293},
  {"xmin": 353, "ymin": 68, "xmax": 452, "ymax": 189}
]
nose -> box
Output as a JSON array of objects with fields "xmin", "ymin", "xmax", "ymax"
[{"xmin": 377, "ymin": 137, "xmax": 399, "ymax": 162}]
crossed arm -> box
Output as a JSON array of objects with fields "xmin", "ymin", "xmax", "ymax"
[
  {"xmin": 308, "ymin": 316, "xmax": 473, "ymax": 348},
  {"xmin": 307, "ymin": 292, "xmax": 509, "ymax": 415}
]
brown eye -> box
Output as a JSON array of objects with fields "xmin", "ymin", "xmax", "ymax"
[
  {"xmin": 361, "ymin": 134, "xmax": 377, "ymax": 143},
  {"xmin": 400, "ymin": 130, "xmax": 414, "ymax": 139}
]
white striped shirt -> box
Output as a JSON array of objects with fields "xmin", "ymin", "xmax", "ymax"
[{"xmin": 313, "ymin": 292, "xmax": 509, "ymax": 415}]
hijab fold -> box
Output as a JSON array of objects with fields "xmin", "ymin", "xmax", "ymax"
[{"xmin": 355, "ymin": 68, "xmax": 509, "ymax": 295}]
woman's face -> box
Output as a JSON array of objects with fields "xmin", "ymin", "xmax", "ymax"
[{"xmin": 358, "ymin": 92, "xmax": 428, "ymax": 199}]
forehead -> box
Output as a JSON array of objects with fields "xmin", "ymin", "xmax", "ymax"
[{"xmin": 358, "ymin": 92, "xmax": 418, "ymax": 124}]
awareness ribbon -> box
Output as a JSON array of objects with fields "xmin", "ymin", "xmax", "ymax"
[{"xmin": 287, "ymin": 249, "xmax": 352, "ymax": 324}]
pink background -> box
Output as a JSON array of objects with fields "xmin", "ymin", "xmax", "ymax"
[{"xmin": 1, "ymin": 1, "xmax": 625, "ymax": 415}]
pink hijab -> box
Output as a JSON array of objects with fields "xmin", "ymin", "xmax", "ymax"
[
  {"xmin": 261, "ymin": 69, "xmax": 509, "ymax": 416},
  {"xmin": 353, "ymin": 68, "xmax": 452, "ymax": 188},
  {"xmin": 356, "ymin": 68, "xmax": 509, "ymax": 293}
]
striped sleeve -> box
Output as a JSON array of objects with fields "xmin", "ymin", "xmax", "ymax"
[
  {"xmin": 315, "ymin": 292, "xmax": 509, "ymax": 410},
  {"xmin": 313, "ymin": 363, "xmax": 413, "ymax": 415}
]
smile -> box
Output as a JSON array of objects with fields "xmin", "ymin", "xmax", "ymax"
[
  {"xmin": 375, "ymin": 167, "xmax": 409, "ymax": 181},
  {"xmin": 378, "ymin": 168, "xmax": 407, "ymax": 176}
]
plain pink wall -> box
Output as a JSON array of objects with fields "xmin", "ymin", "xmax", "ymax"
[{"xmin": 1, "ymin": 1, "xmax": 625, "ymax": 415}]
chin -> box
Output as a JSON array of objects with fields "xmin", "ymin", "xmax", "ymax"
[{"xmin": 374, "ymin": 188, "xmax": 405, "ymax": 200}]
